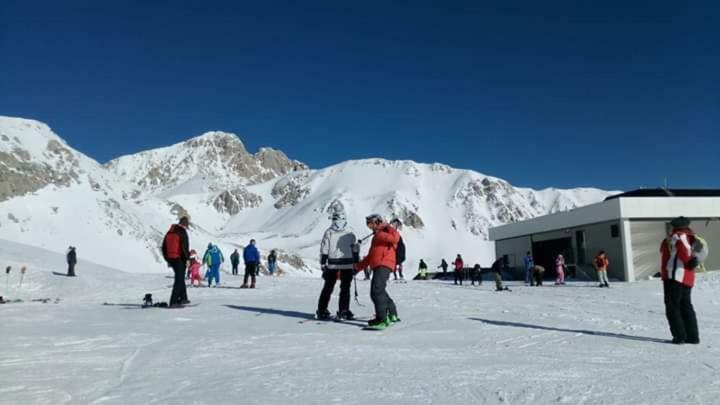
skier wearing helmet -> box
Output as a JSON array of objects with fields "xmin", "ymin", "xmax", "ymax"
[
  {"xmin": 316, "ymin": 210, "xmax": 359, "ymax": 320},
  {"xmin": 355, "ymin": 214, "xmax": 401, "ymax": 329}
]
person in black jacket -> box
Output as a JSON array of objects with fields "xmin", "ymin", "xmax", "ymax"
[
  {"xmin": 162, "ymin": 217, "xmax": 191, "ymax": 307},
  {"xmin": 66, "ymin": 246, "xmax": 77, "ymax": 277},
  {"xmin": 390, "ymin": 219, "xmax": 406, "ymax": 281},
  {"xmin": 230, "ymin": 249, "xmax": 240, "ymax": 276}
]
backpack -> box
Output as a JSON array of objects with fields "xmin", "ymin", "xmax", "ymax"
[
  {"xmin": 396, "ymin": 237, "xmax": 406, "ymax": 264},
  {"xmin": 162, "ymin": 228, "xmax": 182, "ymax": 260},
  {"xmin": 692, "ymin": 235, "xmax": 709, "ymax": 272}
]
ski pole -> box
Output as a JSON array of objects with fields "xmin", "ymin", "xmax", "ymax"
[{"xmin": 353, "ymin": 273, "xmax": 363, "ymax": 306}]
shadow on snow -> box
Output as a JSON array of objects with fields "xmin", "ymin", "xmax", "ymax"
[{"xmin": 469, "ymin": 317, "xmax": 669, "ymax": 344}]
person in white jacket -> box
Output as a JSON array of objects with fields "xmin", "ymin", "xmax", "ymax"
[{"xmin": 316, "ymin": 211, "xmax": 358, "ymax": 320}]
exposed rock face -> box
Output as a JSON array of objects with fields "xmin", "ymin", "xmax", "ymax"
[
  {"xmin": 0, "ymin": 133, "xmax": 81, "ymax": 202},
  {"xmin": 106, "ymin": 132, "xmax": 308, "ymax": 197},
  {"xmin": 212, "ymin": 188, "xmax": 263, "ymax": 215},
  {"xmin": 271, "ymin": 172, "xmax": 311, "ymax": 209},
  {"xmin": 386, "ymin": 197, "xmax": 425, "ymax": 229}
]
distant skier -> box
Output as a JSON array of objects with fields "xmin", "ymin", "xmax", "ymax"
[
  {"xmin": 453, "ymin": 254, "xmax": 464, "ymax": 285},
  {"xmin": 555, "ymin": 254, "xmax": 566, "ymax": 285},
  {"xmin": 661, "ymin": 216, "xmax": 705, "ymax": 344},
  {"xmin": 438, "ymin": 259, "xmax": 449, "ymax": 274},
  {"xmin": 418, "ymin": 259, "xmax": 428, "ymax": 280},
  {"xmin": 523, "ymin": 252, "xmax": 534, "ymax": 285},
  {"xmin": 66, "ymin": 246, "xmax": 77, "ymax": 277},
  {"xmin": 242, "ymin": 239, "xmax": 260, "ymax": 288},
  {"xmin": 532, "ymin": 265, "xmax": 545, "ymax": 286},
  {"xmin": 491, "ymin": 256, "xmax": 510, "ymax": 291},
  {"xmin": 471, "ymin": 264, "xmax": 482, "ymax": 286},
  {"xmin": 162, "ymin": 217, "xmax": 191, "ymax": 307},
  {"xmin": 390, "ymin": 219, "xmax": 406, "ymax": 281},
  {"xmin": 316, "ymin": 211, "xmax": 358, "ymax": 320},
  {"xmin": 355, "ymin": 214, "xmax": 401, "ymax": 329},
  {"xmin": 594, "ymin": 251, "xmax": 610, "ymax": 288},
  {"xmin": 268, "ymin": 250, "xmax": 278, "ymax": 276},
  {"xmin": 230, "ymin": 249, "xmax": 240, "ymax": 276},
  {"xmin": 188, "ymin": 250, "xmax": 202, "ymax": 287},
  {"xmin": 203, "ymin": 243, "xmax": 224, "ymax": 287}
]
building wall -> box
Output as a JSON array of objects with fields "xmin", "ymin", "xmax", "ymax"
[
  {"xmin": 631, "ymin": 219, "xmax": 720, "ymax": 280},
  {"xmin": 495, "ymin": 220, "xmax": 627, "ymax": 281}
]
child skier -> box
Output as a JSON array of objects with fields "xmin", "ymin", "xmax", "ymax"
[{"xmin": 188, "ymin": 250, "xmax": 202, "ymax": 287}]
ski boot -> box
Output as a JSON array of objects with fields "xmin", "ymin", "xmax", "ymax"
[
  {"xmin": 336, "ymin": 310, "xmax": 355, "ymax": 321},
  {"xmin": 316, "ymin": 309, "xmax": 331, "ymax": 321},
  {"xmin": 240, "ymin": 284, "xmax": 249, "ymax": 289},
  {"xmin": 389, "ymin": 314, "xmax": 401, "ymax": 323},
  {"xmin": 366, "ymin": 317, "xmax": 391, "ymax": 330},
  {"xmin": 250, "ymin": 282, "xmax": 256, "ymax": 289}
]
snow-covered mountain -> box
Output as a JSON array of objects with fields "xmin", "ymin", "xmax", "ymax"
[{"xmin": 0, "ymin": 116, "xmax": 617, "ymax": 275}]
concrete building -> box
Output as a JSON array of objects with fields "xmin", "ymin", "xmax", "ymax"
[{"xmin": 489, "ymin": 189, "xmax": 720, "ymax": 282}]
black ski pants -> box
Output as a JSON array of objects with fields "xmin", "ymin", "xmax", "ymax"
[
  {"xmin": 663, "ymin": 280, "xmax": 699, "ymax": 343},
  {"xmin": 244, "ymin": 262, "xmax": 257, "ymax": 285},
  {"xmin": 371, "ymin": 267, "xmax": 397, "ymax": 320},
  {"xmin": 532, "ymin": 271, "xmax": 543, "ymax": 286},
  {"xmin": 317, "ymin": 269, "xmax": 354, "ymax": 313},
  {"xmin": 471, "ymin": 269, "xmax": 482, "ymax": 285},
  {"xmin": 67, "ymin": 263, "xmax": 76, "ymax": 277},
  {"xmin": 454, "ymin": 270, "xmax": 463, "ymax": 285},
  {"xmin": 231, "ymin": 263, "xmax": 239, "ymax": 275},
  {"xmin": 169, "ymin": 259, "xmax": 188, "ymax": 305}
]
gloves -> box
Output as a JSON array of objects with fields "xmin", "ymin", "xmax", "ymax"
[{"xmin": 687, "ymin": 257, "xmax": 699, "ymax": 270}]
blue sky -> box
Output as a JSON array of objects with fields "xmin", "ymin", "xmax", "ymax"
[{"xmin": 1, "ymin": 1, "xmax": 718, "ymax": 190}]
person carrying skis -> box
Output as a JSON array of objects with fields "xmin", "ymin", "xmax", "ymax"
[
  {"xmin": 660, "ymin": 216, "xmax": 704, "ymax": 344},
  {"xmin": 355, "ymin": 214, "xmax": 401, "ymax": 329},
  {"xmin": 523, "ymin": 252, "xmax": 534, "ymax": 285},
  {"xmin": 555, "ymin": 254, "xmax": 566, "ymax": 285},
  {"xmin": 418, "ymin": 259, "xmax": 428, "ymax": 280},
  {"xmin": 594, "ymin": 251, "xmax": 610, "ymax": 288},
  {"xmin": 66, "ymin": 246, "xmax": 77, "ymax": 277},
  {"xmin": 242, "ymin": 239, "xmax": 260, "ymax": 288},
  {"xmin": 268, "ymin": 250, "xmax": 278, "ymax": 276},
  {"xmin": 230, "ymin": 249, "xmax": 240, "ymax": 276},
  {"xmin": 390, "ymin": 219, "xmax": 406, "ymax": 281},
  {"xmin": 162, "ymin": 217, "xmax": 191, "ymax": 307},
  {"xmin": 316, "ymin": 211, "xmax": 358, "ymax": 320},
  {"xmin": 453, "ymin": 254, "xmax": 464, "ymax": 285},
  {"xmin": 188, "ymin": 250, "xmax": 202, "ymax": 287},
  {"xmin": 438, "ymin": 259, "xmax": 449, "ymax": 274},
  {"xmin": 203, "ymin": 243, "xmax": 224, "ymax": 287}
]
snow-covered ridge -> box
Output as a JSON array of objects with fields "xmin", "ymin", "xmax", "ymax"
[{"xmin": 0, "ymin": 115, "xmax": 616, "ymax": 275}]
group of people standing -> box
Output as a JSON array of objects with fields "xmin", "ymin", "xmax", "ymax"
[
  {"xmin": 522, "ymin": 251, "xmax": 610, "ymax": 288},
  {"xmin": 315, "ymin": 210, "xmax": 403, "ymax": 329},
  {"xmin": 161, "ymin": 217, "xmax": 276, "ymax": 307}
]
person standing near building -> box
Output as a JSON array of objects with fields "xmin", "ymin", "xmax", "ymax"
[
  {"xmin": 438, "ymin": 259, "xmax": 448, "ymax": 274},
  {"xmin": 594, "ymin": 251, "xmax": 610, "ymax": 288},
  {"xmin": 162, "ymin": 217, "xmax": 191, "ymax": 307},
  {"xmin": 418, "ymin": 259, "xmax": 428, "ymax": 280},
  {"xmin": 242, "ymin": 239, "xmax": 260, "ymax": 288},
  {"xmin": 555, "ymin": 254, "xmax": 566, "ymax": 285},
  {"xmin": 471, "ymin": 264, "xmax": 483, "ymax": 286},
  {"xmin": 316, "ymin": 211, "xmax": 358, "ymax": 320},
  {"xmin": 355, "ymin": 214, "xmax": 401, "ymax": 329},
  {"xmin": 66, "ymin": 246, "xmax": 77, "ymax": 277},
  {"xmin": 660, "ymin": 216, "xmax": 703, "ymax": 345},
  {"xmin": 230, "ymin": 249, "xmax": 240, "ymax": 276},
  {"xmin": 523, "ymin": 252, "xmax": 534, "ymax": 285},
  {"xmin": 532, "ymin": 265, "xmax": 545, "ymax": 286},
  {"xmin": 268, "ymin": 250, "xmax": 278, "ymax": 276},
  {"xmin": 453, "ymin": 254, "xmax": 464, "ymax": 285}
]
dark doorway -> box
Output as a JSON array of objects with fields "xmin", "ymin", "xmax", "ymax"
[{"xmin": 532, "ymin": 237, "xmax": 573, "ymax": 279}]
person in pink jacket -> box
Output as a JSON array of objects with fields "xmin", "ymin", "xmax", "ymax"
[
  {"xmin": 188, "ymin": 250, "xmax": 202, "ymax": 287},
  {"xmin": 555, "ymin": 254, "xmax": 566, "ymax": 285}
]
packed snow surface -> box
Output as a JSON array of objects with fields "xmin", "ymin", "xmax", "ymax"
[{"xmin": 2, "ymin": 240, "xmax": 719, "ymax": 405}]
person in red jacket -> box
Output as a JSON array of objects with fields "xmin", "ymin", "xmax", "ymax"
[
  {"xmin": 355, "ymin": 214, "xmax": 401, "ymax": 328},
  {"xmin": 660, "ymin": 216, "xmax": 699, "ymax": 344},
  {"xmin": 453, "ymin": 254, "xmax": 464, "ymax": 285},
  {"xmin": 162, "ymin": 217, "xmax": 191, "ymax": 307}
]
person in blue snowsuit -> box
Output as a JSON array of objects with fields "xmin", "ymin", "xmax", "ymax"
[
  {"xmin": 242, "ymin": 239, "xmax": 260, "ymax": 288},
  {"xmin": 523, "ymin": 252, "xmax": 534, "ymax": 285},
  {"xmin": 203, "ymin": 243, "xmax": 224, "ymax": 287}
]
